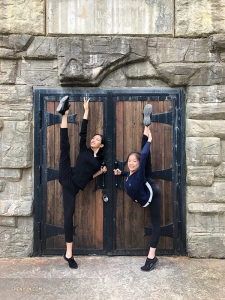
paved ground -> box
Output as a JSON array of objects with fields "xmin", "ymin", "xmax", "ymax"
[{"xmin": 0, "ymin": 255, "xmax": 225, "ymax": 300}]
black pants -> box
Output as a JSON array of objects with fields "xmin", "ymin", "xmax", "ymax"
[
  {"xmin": 142, "ymin": 135, "xmax": 161, "ymax": 249},
  {"xmin": 59, "ymin": 128, "xmax": 80, "ymax": 243}
]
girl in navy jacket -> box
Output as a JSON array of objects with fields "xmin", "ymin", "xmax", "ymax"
[{"xmin": 114, "ymin": 124, "xmax": 161, "ymax": 272}]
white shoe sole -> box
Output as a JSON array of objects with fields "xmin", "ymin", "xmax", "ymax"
[
  {"xmin": 56, "ymin": 95, "xmax": 69, "ymax": 112},
  {"xmin": 143, "ymin": 104, "xmax": 152, "ymax": 126}
]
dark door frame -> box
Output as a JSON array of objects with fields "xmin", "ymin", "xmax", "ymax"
[{"xmin": 33, "ymin": 87, "xmax": 186, "ymax": 256}]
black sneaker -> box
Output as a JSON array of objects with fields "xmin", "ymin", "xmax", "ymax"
[
  {"xmin": 142, "ymin": 104, "xmax": 153, "ymax": 126},
  {"xmin": 56, "ymin": 95, "xmax": 70, "ymax": 115},
  {"xmin": 141, "ymin": 256, "xmax": 158, "ymax": 271},
  {"xmin": 63, "ymin": 252, "xmax": 78, "ymax": 269}
]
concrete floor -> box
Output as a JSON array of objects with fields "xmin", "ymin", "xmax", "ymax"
[{"xmin": 0, "ymin": 255, "xmax": 225, "ymax": 300}]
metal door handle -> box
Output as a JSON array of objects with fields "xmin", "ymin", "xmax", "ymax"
[
  {"xmin": 101, "ymin": 162, "xmax": 105, "ymax": 188},
  {"xmin": 114, "ymin": 161, "xmax": 118, "ymax": 187},
  {"xmin": 102, "ymin": 194, "xmax": 108, "ymax": 202}
]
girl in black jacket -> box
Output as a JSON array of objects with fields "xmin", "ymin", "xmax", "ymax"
[{"xmin": 57, "ymin": 96, "xmax": 107, "ymax": 269}]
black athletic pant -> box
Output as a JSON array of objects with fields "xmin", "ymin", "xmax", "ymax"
[
  {"xmin": 142, "ymin": 135, "xmax": 161, "ymax": 248},
  {"xmin": 59, "ymin": 128, "xmax": 80, "ymax": 243}
]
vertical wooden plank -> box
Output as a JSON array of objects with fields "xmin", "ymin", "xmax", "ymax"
[
  {"xmin": 54, "ymin": 100, "xmax": 64, "ymax": 248},
  {"xmin": 116, "ymin": 101, "xmax": 125, "ymax": 248},
  {"xmin": 46, "ymin": 101, "xmax": 55, "ymax": 249},
  {"xmin": 94, "ymin": 101, "xmax": 104, "ymax": 249}
]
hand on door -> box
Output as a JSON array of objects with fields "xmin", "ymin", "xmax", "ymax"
[{"xmin": 113, "ymin": 168, "xmax": 122, "ymax": 175}]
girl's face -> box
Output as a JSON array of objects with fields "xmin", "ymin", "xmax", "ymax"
[
  {"xmin": 127, "ymin": 154, "xmax": 140, "ymax": 174},
  {"xmin": 90, "ymin": 134, "xmax": 104, "ymax": 150}
]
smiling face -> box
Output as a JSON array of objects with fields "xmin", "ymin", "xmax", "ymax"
[
  {"xmin": 90, "ymin": 134, "xmax": 104, "ymax": 150},
  {"xmin": 127, "ymin": 153, "xmax": 140, "ymax": 174}
]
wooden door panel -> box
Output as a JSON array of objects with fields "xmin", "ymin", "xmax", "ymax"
[
  {"xmin": 115, "ymin": 100, "xmax": 173, "ymax": 251},
  {"xmin": 46, "ymin": 100, "xmax": 104, "ymax": 251}
]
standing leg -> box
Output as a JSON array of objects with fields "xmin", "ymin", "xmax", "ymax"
[
  {"xmin": 62, "ymin": 183, "xmax": 79, "ymax": 269},
  {"xmin": 141, "ymin": 180, "xmax": 161, "ymax": 271},
  {"xmin": 148, "ymin": 181, "xmax": 161, "ymax": 256}
]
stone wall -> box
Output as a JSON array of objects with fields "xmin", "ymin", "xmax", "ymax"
[{"xmin": 0, "ymin": 0, "xmax": 225, "ymax": 258}]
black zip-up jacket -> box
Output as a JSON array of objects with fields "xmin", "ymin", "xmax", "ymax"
[{"xmin": 71, "ymin": 119, "xmax": 103, "ymax": 190}]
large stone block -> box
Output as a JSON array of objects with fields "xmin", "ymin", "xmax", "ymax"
[
  {"xmin": 22, "ymin": 37, "xmax": 57, "ymax": 59},
  {"xmin": 58, "ymin": 37, "xmax": 147, "ymax": 85},
  {"xmin": 186, "ymin": 137, "xmax": 221, "ymax": 166},
  {"xmin": 148, "ymin": 37, "xmax": 217, "ymax": 64},
  {"xmin": 0, "ymin": 169, "xmax": 22, "ymax": 182},
  {"xmin": 0, "ymin": 34, "xmax": 32, "ymax": 59},
  {"xmin": 186, "ymin": 166, "xmax": 214, "ymax": 186},
  {"xmin": 123, "ymin": 61, "xmax": 158, "ymax": 79},
  {"xmin": 0, "ymin": 60, "xmax": 17, "ymax": 84},
  {"xmin": 209, "ymin": 34, "xmax": 225, "ymax": 62},
  {"xmin": 187, "ymin": 182, "xmax": 225, "ymax": 203},
  {"xmin": 175, "ymin": 0, "xmax": 225, "ymax": 37},
  {"xmin": 0, "ymin": 0, "xmax": 45, "ymax": 35},
  {"xmin": 186, "ymin": 103, "xmax": 225, "ymax": 120},
  {"xmin": 0, "ymin": 217, "xmax": 33, "ymax": 257},
  {"xmin": 222, "ymin": 141, "xmax": 225, "ymax": 161},
  {"xmin": 100, "ymin": 69, "xmax": 127, "ymax": 88},
  {"xmin": 0, "ymin": 169, "xmax": 33, "ymax": 217},
  {"xmin": 186, "ymin": 85, "xmax": 225, "ymax": 103},
  {"xmin": 0, "ymin": 122, "xmax": 32, "ymax": 168},
  {"xmin": 188, "ymin": 203, "xmax": 225, "ymax": 213},
  {"xmin": 186, "ymin": 120, "xmax": 225, "ymax": 138},
  {"xmin": 47, "ymin": 0, "xmax": 174, "ymax": 35},
  {"xmin": 0, "ymin": 180, "xmax": 5, "ymax": 192},
  {"xmin": 16, "ymin": 60, "xmax": 58, "ymax": 86},
  {"xmin": 187, "ymin": 234, "xmax": 225, "ymax": 258},
  {"xmin": 0, "ymin": 199, "xmax": 33, "ymax": 216},
  {"xmin": 0, "ymin": 85, "xmax": 33, "ymax": 120},
  {"xmin": 157, "ymin": 63, "xmax": 225, "ymax": 86},
  {"xmin": 188, "ymin": 211, "xmax": 225, "ymax": 233},
  {"xmin": 215, "ymin": 162, "xmax": 225, "ymax": 177},
  {"xmin": 0, "ymin": 216, "xmax": 17, "ymax": 227}
]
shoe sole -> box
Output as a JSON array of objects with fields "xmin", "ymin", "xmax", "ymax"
[
  {"xmin": 56, "ymin": 95, "xmax": 69, "ymax": 113},
  {"xmin": 143, "ymin": 104, "xmax": 152, "ymax": 126},
  {"xmin": 141, "ymin": 259, "xmax": 158, "ymax": 272}
]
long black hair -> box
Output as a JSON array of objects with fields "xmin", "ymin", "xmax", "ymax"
[{"xmin": 127, "ymin": 151, "xmax": 141, "ymax": 162}]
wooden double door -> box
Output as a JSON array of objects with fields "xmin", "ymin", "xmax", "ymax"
[{"xmin": 34, "ymin": 88, "xmax": 185, "ymax": 256}]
